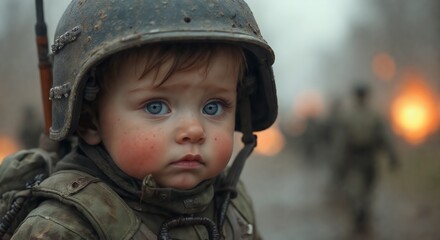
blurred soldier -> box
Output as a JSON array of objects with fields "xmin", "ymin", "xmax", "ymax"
[
  {"xmin": 18, "ymin": 106, "xmax": 43, "ymax": 149},
  {"xmin": 301, "ymin": 115, "xmax": 324, "ymax": 164},
  {"xmin": 321, "ymin": 98, "xmax": 343, "ymax": 157},
  {"xmin": 322, "ymin": 98, "xmax": 345, "ymax": 187},
  {"xmin": 323, "ymin": 99, "xmax": 343, "ymax": 142},
  {"xmin": 333, "ymin": 83, "xmax": 399, "ymax": 234}
]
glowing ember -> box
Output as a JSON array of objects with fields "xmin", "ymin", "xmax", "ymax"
[
  {"xmin": 254, "ymin": 125, "xmax": 285, "ymax": 156},
  {"xmin": 0, "ymin": 136, "xmax": 20, "ymax": 163},
  {"xmin": 284, "ymin": 90, "xmax": 324, "ymax": 137},
  {"xmin": 372, "ymin": 53, "xmax": 396, "ymax": 81},
  {"xmin": 390, "ymin": 74, "xmax": 439, "ymax": 144},
  {"xmin": 293, "ymin": 91, "xmax": 324, "ymax": 119}
]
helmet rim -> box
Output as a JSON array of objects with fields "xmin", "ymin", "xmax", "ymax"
[{"xmin": 50, "ymin": 0, "xmax": 277, "ymax": 141}]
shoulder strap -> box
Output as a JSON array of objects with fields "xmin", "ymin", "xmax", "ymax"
[
  {"xmin": 230, "ymin": 180, "xmax": 254, "ymax": 224},
  {"xmin": 228, "ymin": 180, "xmax": 256, "ymax": 238},
  {"xmin": 31, "ymin": 170, "xmax": 141, "ymax": 240}
]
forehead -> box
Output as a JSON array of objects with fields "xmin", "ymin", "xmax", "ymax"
[
  {"xmin": 133, "ymin": 50, "xmax": 242, "ymax": 96},
  {"xmin": 98, "ymin": 43, "xmax": 245, "ymax": 91},
  {"xmin": 125, "ymin": 43, "xmax": 242, "ymax": 73},
  {"xmin": 158, "ymin": 50, "xmax": 241, "ymax": 87}
]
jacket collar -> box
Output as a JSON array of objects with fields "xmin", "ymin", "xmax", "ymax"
[{"xmin": 61, "ymin": 140, "xmax": 215, "ymax": 215}]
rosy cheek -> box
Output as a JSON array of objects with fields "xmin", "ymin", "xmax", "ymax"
[
  {"xmin": 213, "ymin": 135, "xmax": 233, "ymax": 166},
  {"xmin": 113, "ymin": 133, "xmax": 164, "ymax": 179}
]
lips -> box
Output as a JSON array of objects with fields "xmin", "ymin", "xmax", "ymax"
[{"xmin": 170, "ymin": 154, "xmax": 205, "ymax": 168}]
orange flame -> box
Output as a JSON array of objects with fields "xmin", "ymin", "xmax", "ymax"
[
  {"xmin": 390, "ymin": 73, "xmax": 440, "ymax": 144},
  {"xmin": 254, "ymin": 125, "xmax": 285, "ymax": 156},
  {"xmin": 0, "ymin": 135, "xmax": 20, "ymax": 163},
  {"xmin": 372, "ymin": 53, "xmax": 396, "ymax": 81}
]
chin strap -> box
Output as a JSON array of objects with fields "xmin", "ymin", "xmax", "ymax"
[{"xmin": 216, "ymin": 85, "xmax": 256, "ymax": 237}]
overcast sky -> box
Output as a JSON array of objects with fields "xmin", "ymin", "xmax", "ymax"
[{"xmin": 246, "ymin": 0, "xmax": 372, "ymax": 109}]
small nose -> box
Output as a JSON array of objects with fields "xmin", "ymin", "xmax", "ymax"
[{"xmin": 176, "ymin": 118, "xmax": 206, "ymax": 144}]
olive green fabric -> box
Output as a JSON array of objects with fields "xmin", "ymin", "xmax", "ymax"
[
  {"xmin": 0, "ymin": 148, "xmax": 57, "ymax": 238},
  {"xmin": 10, "ymin": 141, "xmax": 261, "ymax": 239},
  {"xmin": 30, "ymin": 170, "xmax": 141, "ymax": 240},
  {"xmin": 12, "ymin": 200, "xmax": 98, "ymax": 240},
  {"xmin": 0, "ymin": 149, "xmax": 55, "ymax": 199}
]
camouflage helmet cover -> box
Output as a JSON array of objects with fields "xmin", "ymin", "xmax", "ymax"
[{"xmin": 50, "ymin": 0, "xmax": 277, "ymax": 141}]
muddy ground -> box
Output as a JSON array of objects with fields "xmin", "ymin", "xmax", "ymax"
[{"xmin": 240, "ymin": 140, "xmax": 440, "ymax": 240}]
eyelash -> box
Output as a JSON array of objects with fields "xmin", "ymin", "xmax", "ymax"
[
  {"xmin": 210, "ymin": 99, "xmax": 233, "ymax": 110},
  {"xmin": 205, "ymin": 99, "xmax": 233, "ymax": 117}
]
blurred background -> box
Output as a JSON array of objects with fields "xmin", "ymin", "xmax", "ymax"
[{"xmin": 0, "ymin": 0, "xmax": 439, "ymax": 239}]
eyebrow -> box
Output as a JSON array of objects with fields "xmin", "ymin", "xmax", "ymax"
[{"xmin": 127, "ymin": 80, "xmax": 237, "ymax": 96}]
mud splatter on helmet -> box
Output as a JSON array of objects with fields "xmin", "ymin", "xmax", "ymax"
[{"xmin": 50, "ymin": 0, "xmax": 277, "ymax": 141}]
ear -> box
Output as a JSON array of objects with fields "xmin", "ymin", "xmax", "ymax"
[{"xmin": 77, "ymin": 106, "xmax": 102, "ymax": 145}]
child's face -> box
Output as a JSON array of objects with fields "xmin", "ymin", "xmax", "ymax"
[{"xmin": 95, "ymin": 50, "xmax": 238, "ymax": 190}]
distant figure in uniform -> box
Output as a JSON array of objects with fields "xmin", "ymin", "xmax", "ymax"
[
  {"xmin": 333, "ymin": 83, "xmax": 399, "ymax": 234},
  {"xmin": 300, "ymin": 115, "xmax": 325, "ymax": 164},
  {"xmin": 321, "ymin": 98, "xmax": 344, "ymax": 160},
  {"xmin": 18, "ymin": 106, "xmax": 43, "ymax": 149}
]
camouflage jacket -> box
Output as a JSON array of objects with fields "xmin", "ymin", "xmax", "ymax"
[{"xmin": 10, "ymin": 142, "xmax": 260, "ymax": 239}]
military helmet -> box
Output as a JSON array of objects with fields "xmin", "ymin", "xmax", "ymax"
[{"xmin": 49, "ymin": 0, "xmax": 277, "ymax": 141}]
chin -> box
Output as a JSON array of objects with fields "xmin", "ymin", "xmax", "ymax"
[
  {"xmin": 171, "ymin": 183, "xmax": 198, "ymax": 190},
  {"xmin": 166, "ymin": 178, "xmax": 201, "ymax": 190}
]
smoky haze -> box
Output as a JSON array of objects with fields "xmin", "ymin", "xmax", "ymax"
[
  {"xmin": 0, "ymin": 0, "xmax": 440, "ymax": 239},
  {"xmin": 2, "ymin": 0, "xmax": 438, "ymax": 138},
  {"xmin": 0, "ymin": 0, "xmax": 69, "ymax": 137},
  {"xmin": 0, "ymin": 1, "xmax": 38, "ymax": 136},
  {"xmin": 1, "ymin": 0, "xmax": 439, "ymax": 138}
]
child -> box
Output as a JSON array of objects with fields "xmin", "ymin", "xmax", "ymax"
[{"xmin": 11, "ymin": 0, "xmax": 277, "ymax": 239}]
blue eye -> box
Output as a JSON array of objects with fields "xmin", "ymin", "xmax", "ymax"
[
  {"xmin": 144, "ymin": 101, "xmax": 169, "ymax": 115},
  {"xmin": 202, "ymin": 101, "xmax": 223, "ymax": 116}
]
